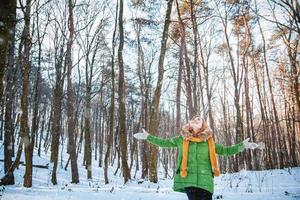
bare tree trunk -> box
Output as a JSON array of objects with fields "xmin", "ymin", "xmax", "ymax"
[
  {"xmin": 251, "ymin": 51, "xmax": 266, "ymax": 170},
  {"xmin": 44, "ymin": 107, "xmax": 52, "ymax": 151},
  {"xmin": 30, "ymin": 49, "xmax": 41, "ymax": 156},
  {"xmin": 84, "ymin": 92, "xmax": 92, "ymax": 179},
  {"xmin": 175, "ymin": 0, "xmax": 194, "ymax": 117},
  {"xmin": 30, "ymin": 0, "xmax": 47, "ymax": 155},
  {"xmin": 118, "ymin": 0, "xmax": 131, "ymax": 183},
  {"xmin": 98, "ymin": 82, "xmax": 104, "ymax": 168},
  {"xmin": 3, "ymin": 9, "xmax": 16, "ymax": 184},
  {"xmin": 66, "ymin": 0, "xmax": 79, "ymax": 183},
  {"xmin": 134, "ymin": 17, "xmax": 149, "ymax": 179},
  {"xmin": 38, "ymin": 104, "xmax": 47, "ymax": 157},
  {"xmin": 257, "ymin": 16, "xmax": 282, "ymax": 168},
  {"xmin": 189, "ymin": 0, "xmax": 199, "ymax": 115},
  {"xmin": 21, "ymin": 0, "xmax": 33, "ymax": 188},
  {"xmin": 50, "ymin": 40, "xmax": 65, "ymax": 184},
  {"xmin": 220, "ymin": 10, "xmax": 243, "ymax": 171},
  {"xmin": 94, "ymin": 104, "xmax": 99, "ymax": 161},
  {"xmin": 104, "ymin": 0, "xmax": 118, "ymax": 184},
  {"xmin": 241, "ymin": 14, "xmax": 253, "ymax": 170},
  {"xmin": 149, "ymin": 0, "xmax": 173, "ymax": 183},
  {"xmin": 285, "ymin": 32, "xmax": 300, "ymax": 163},
  {"xmin": 176, "ymin": 36, "xmax": 183, "ymax": 133},
  {"xmin": 0, "ymin": 0, "xmax": 16, "ymax": 101},
  {"xmin": 0, "ymin": 139, "xmax": 22, "ymax": 185}
]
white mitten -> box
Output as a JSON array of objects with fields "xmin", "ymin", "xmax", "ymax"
[
  {"xmin": 243, "ymin": 138, "xmax": 259, "ymax": 149},
  {"xmin": 134, "ymin": 128, "xmax": 149, "ymax": 140}
]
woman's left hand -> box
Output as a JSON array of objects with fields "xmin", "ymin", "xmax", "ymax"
[{"xmin": 133, "ymin": 129, "xmax": 149, "ymax": 140}]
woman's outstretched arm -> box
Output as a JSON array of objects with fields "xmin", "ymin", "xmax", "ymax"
[
  {"xmin": 215, "ymin": 142, "xmax": 245, "ymax": 156},
  {"xmin": 147, "ymin": 134, "xmax": 181, "ymax": 148},
  {"xmin": 215, "ymin": 138, "xmax": 258, "ymax": 156},
  {"xmin": 134, "ymin": 129, "xmax": 180, "ymax": 148}
]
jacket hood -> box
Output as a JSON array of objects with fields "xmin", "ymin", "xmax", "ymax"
[{"xmin": 181, "ymin": 117, "xmax": 213, "ymax": 141}]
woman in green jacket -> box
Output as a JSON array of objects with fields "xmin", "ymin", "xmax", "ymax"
[{"xmin": 134, "ymin": 117, "xmax": 258, "ymax": 200}]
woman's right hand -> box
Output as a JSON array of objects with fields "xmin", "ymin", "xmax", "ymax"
[
  {"xmin": 243, "ymin": 138, "xmax": 259, "ymax": 149},
  {"xmin": 133, "ymin": 128, "xmax": 149, "ymax": 140}
]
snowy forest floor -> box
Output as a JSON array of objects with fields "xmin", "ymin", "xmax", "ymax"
[{"xmin": 0, "ymin": 142, "xmax": 300, "ymax": 200}]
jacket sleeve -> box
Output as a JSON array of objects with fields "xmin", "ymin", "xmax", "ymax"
[
  {"xmin": 147, "ymin": 134, "xmax": 180, "ymax": 148},
  {"xmin": 215, "ymin": 142, "xmax": 245, "ymax": 156}
]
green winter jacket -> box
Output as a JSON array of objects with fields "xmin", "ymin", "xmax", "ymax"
[{"xmin": 147, "ymin": 134, "xmax": 244, "ymax": 193}]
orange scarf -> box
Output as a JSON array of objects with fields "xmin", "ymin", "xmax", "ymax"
[{"xmin": 180, "ymin": 137, "xmax": 220, "ymax": 178}]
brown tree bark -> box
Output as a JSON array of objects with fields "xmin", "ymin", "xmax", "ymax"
[
  {"xmin": 118, "ymin": 0, "xmax": 131, "ymax": 184},
  {"xmin": 50, "ymin": 44, "xmax": 65, "ymax": 185},
  {"xmin": 3, "ymin": 8, "xmax": 16, "ymax": 184},
  {"xmin": 38, "ymin": 104, "xmax": 47, "ymax": 157},
  {"xmin": 0, "ymin": 0, "xmax": 16, "ymax": 101},
  {"xmin": 66, "ymin": 0, "xmax": 79, "ymax": 184},
  {"xmin": 251, "ymin": 50, "xmax": 266, "ymax": 170},
  {"xmin": 104, "ymin": 0, "xmax": 118, "ymax": 184},
  {"xmin": 257, "ymin": 15, "xmax": 282, "ymax": 168},
  {"xmin": 21, "ymin": 0, "xmax": 33, "ymax": 188},
  {"xmin": 134, "ymin": 18, "xmax": 149, "ymax": 179},
  {"xmin": 237, "ymin": 11, "xmax": 254, "ymax": 170},
  {"xmin": 148, "ymin": 0, "xmax": 174, "ymax": 183},
  {"xmin": 220, "ymin": 6, "xmax": 244, "ymax": 171},
  {"xmin": 189, "ymin": 0, "xmax": 199, "ymax": 115},
  {"xmin": 176, "ymin": 36, "xmax": 183, "ymax": 133},
  {"xmin": 284, "ymin": 32, "xmax": 300, "ymax": 163},
  {"xmin": 175, "ymin": 0, "xmax": 194, "ymax": 118},
  {"xmin": 1, "ymin": 18, "xmax": 25, "ymax": 184},
  {"xmin": 30, "ymin": 0, "xmax": 48, "ymax": 155}
]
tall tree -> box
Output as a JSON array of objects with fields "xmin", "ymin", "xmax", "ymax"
[
  {"xmin": 148, "ymin": 0, "xmax": 174, "ymax": 183},
  {"xmin": 21, "ymin": 0, "xmax": 33, "ymax": 188},
  {"xmin": 269, "ymin": 0, "xmax": 300, "ymax": 150},
  {"xmin": 217, "ymin": 1, "xmax": 244, "ymax": 170},
  {"xmin": 133, "ymin": 16, "xmax": 149, "ymax": 179},
  {"xmin": 2, "ymin": 0, "xmax": 17, "ymax": 185},
  {"xmin": 189, "ymin": 0, "xmax": 199, "ymax": 115},
  {"xmin": 66, "ymin": 0, "xmax": 79, "ymax": 183},
  {"xmin": 104, "ymin": 0, "xmax": 118, "ymax": 184},
  {"xmin": 50, "ymin": 32, "xmax": 66, "ymax": 185},
  {"xmin": 30, "ymin": 0, "xmax": 49, "ymax": 156},
  {"xmin": 175, "ymin": 0, "xmax": 195, "ymax": 118},
  {"xmin": 76, "ymin": 1, "xmax": 108, "ymax": 179},
  {"xmin": 118, "ymin": 0, "xmax": 131, "ymax": 184}
]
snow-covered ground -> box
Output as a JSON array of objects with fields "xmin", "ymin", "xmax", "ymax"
[{"xmin": 0, "ymin": 142, "xmax": 299, "ymax": 200}]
